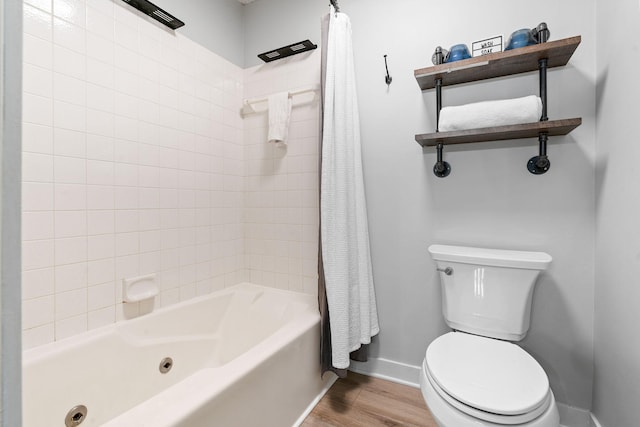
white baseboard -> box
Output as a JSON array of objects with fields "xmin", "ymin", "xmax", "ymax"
[
  {"xmin": 349, "ymin": 356, "xmax": 421, "ymax": 388},
  {"xmin": 349, "ymin": 357, "xmax": 599, "ymax": 427},
  {"xmin": 557, "ymin": 403, "xmax": 594, "ymax": 427}
]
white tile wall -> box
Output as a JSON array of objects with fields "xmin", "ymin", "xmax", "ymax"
[
  {"xmin": 242, "ymin": 51, "xmax": 321, "ymax": 296},
  {"xmin": 22, "ymin": 0, "xmax": 245, "ymax": 349},
  {"xmin": 22, "ymin": 0, "xmax": 322, "ymax": 351}
]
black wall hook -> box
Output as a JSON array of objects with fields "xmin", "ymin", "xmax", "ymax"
[{"xmin": 384, "ymin": 55, "xmax": 392, "ymax": 85}]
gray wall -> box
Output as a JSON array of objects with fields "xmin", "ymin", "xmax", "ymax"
[
  {"xmin": 593, "ymin": 1, "xmax": 640, "ymax": 426},
  {"xmin": 1, "ymin": 0, "xmax": 22, "ymax": 425},
  {"xmin": 243, "ymin": 0, "xmax": 326, "ymax": 68},
  {"xmin": 158, "ymin": 0, "xmax": 245, "ymax": 67},
  {"xmin": 245, "ymin": 0, "xmax": 597, "ymax": 410}
]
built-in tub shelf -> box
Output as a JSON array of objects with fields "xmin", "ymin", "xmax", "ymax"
[
  {"xmin": 415, "ymin": 118, "xmax": 582, "ymax": 147},
  {"xmin": 415, "ymin": 32, "xmax": 582, "ymax": 177}
]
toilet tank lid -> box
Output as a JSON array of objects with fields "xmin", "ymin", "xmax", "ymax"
[{"xmin": 428, "ymin": 244, "xmax": 552, "ymax": 270}]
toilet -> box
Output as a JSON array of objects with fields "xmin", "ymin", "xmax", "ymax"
[{"xmin": 421, "ymin": 244, "xmax": 560, "ymax": 427}]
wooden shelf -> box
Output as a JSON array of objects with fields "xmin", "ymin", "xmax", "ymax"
[
  {"xmin": 415, "ymin": 118, "xmax": 582, "ymax": 147},
  {"xmin": 414, "ymin": 36, "xmax": 581, "ymax": 90}
]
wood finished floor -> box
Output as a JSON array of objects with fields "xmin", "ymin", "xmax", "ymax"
[{"xmin": 302, "ymin": 372, "xmax": 439, "ymax": 427}]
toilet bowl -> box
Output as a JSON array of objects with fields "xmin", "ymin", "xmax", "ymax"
[
  {"xmin": 420, "ymin": 332, "xmax": 559, "ymax": 427},
  {"xmin": 423, "ymin": 245, "xmax": 559, "ymax": 427}
]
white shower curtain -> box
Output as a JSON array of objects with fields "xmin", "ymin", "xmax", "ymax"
[{"xmin": 320, "ymin": 6, "xmax": 379, "ymax": 370}]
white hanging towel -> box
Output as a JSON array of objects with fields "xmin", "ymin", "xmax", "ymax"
[
  {"xmin": 321, "ymin": 5, "xmax": 380, "ymax": 370},
  {"xmin": 267, "ymin": 91, "xmax": 292, "ymax": 144}
]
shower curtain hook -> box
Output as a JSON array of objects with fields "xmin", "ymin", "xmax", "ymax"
[{"xmin": 330, "ymin": 0, "xmax": 340, "ymax": 14}]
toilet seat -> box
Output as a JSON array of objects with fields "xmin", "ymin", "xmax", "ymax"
[
  {"xmin": 424, "ymin": 360, "xmax": 552, "ymax": 425},
  {"xmin": 425, "ymin": 332, "xmax": 551, "ymax": 424}
]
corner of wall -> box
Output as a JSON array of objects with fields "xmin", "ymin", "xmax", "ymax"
[{"xmin": 2, "ymin": 0, "xmax": 24, "ymax": 425}]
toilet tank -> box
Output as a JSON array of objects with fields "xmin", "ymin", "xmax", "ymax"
[{"xmin": 428, "ymin": 245, "xmax": 552, "ymax": 341}]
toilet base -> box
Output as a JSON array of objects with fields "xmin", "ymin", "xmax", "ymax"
[{"xmin": 420, "ymin": 360, "xmax": 560, "ymax": 427}]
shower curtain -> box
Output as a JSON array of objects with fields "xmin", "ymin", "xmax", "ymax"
[{"xmin": 319, "ymin": 5, "xmax": 379, "ymax": 377}]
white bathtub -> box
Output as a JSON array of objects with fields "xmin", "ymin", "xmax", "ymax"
[{"xmin": 23, "ymin": 283, "xmax": 335, "ymax": 427}]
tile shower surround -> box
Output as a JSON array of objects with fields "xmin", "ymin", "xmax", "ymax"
[{"xmin": 21, "ymin": 0, "xmax": 321, "ymax": 348}]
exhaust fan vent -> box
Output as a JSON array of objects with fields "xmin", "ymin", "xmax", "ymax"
[{"xmin": 121, "ymin": 0, "xmax": 185, "ymax": 30}]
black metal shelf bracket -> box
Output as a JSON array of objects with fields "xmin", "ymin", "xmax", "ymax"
[
  {"xmin": 528, "ymin": 133, "xmax": 551, "ymax": 174},
  {"xmin": 433, "ymin": 77, "xmax": 450, "ymax": 177},
  {"xmin": 539, "ymin": 58, "xmax": 548, "ymax": 122},
  {"xmin": 433, "ymin": 142, "xmax": 451, "ymax": 178},
  {"xmin": 436, "ymin": 78, "xmax": 443, "ymax": 133},
  {"xmin": 431, "ymin": 47, "xmax": 448, "ymax": 177},
  {"xmin": 528, "ymin": 29, "xmax": 551, "ymax": 175}
]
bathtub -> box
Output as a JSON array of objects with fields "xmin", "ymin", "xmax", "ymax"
[{"xmin": 23, "ymin": 283, "xmax": 335, "ymax": 427}]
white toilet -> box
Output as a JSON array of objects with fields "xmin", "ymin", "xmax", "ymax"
[{"xmin": 421, "ymin": 244, "xmax": 559, "ymax": 427}]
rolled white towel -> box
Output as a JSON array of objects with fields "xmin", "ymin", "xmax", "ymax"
[{"xmin": 438, "ymin": 95, "xmax": 543, "ymax": 132}]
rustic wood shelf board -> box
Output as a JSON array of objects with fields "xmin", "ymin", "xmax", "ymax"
[
  {"xmin": 415, "ymin": 118, "xmax": 582, "ymax": 147},
  {"xmin": 414, "ymin": 36, "xmax": 581, "ymax": 90}
]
